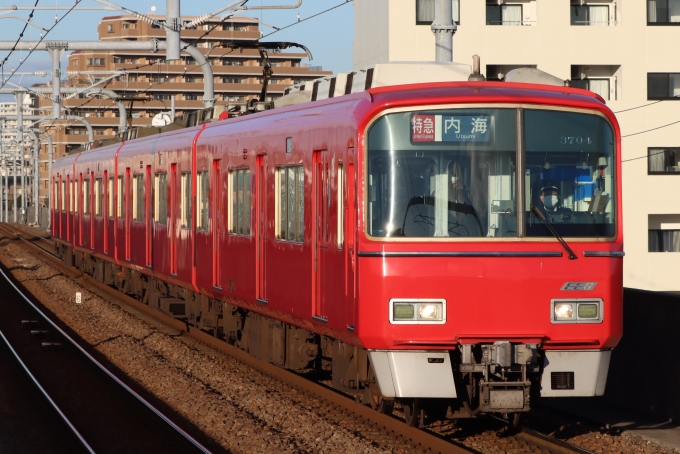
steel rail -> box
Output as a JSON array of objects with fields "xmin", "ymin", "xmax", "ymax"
[
  {"xmin": 4, "ymin": 223, "xmax": 598, "ymax": 454},
  {"xmin": 0, "ymin": 327, "xmax": 95, "ymax": 454},
  {"xmin": 0, "ymin": 224, "xmax": 212, "ymax": 454}
]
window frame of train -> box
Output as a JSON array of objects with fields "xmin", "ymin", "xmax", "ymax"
[
  {"xmin": 275, "ymin": 165, "xmax": 304, "ymax": 243},
  {"xmin": 108, "ymin": 177, "xmax": 114, "ymax": 217},
  {"xmin": 95, "ymin": 178, "xmax": 103, "ymax": 217},
  {"xmin": 133, "ymin": 174, "xmax": 145, "ymax": 222},
  {"xmin": 416, "ymin": 0, "xmax": 460, "ymax": 25},
  {"xmin": 61, "ymin": 180, "xmax": 66, "ymax": 212},
  {"xmin": 180, "ymin": 172, "xmax": 192, "ymax": 229},
  {"xmin": 117, "ymin": 176, "xmax": 124, "ymax": 218},
  {"xmin": 82, "ymin": 177, "xmax": 90, "ymax": 214},
  {"xmin": 337, "ymin": 163, "xmax": 344, "ymax": 249},
  {"xmin": 197, "ymin": 170, "xmax": 209, "ymax": 231},
  {"xmin": 229, "ymin": 167, "xmax": 251, "ymax": 236},
  {"xmin": 154, "ymin": 173, "xmax": 168, "ymax": 225}
]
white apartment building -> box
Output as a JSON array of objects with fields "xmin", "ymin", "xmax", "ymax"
[{"xmin": 353, "ymin": 0, "xmax": 680, "ymax": 291}]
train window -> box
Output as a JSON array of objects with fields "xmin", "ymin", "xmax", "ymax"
[
  {"xmin": 276, "ymin": 165, "xmax": 304, "ymax": 243},
  {"xmin": 82, "ymin": 179, "xmax": 90, "ymax": 214},
  {"xmin": 70, "ymin": 180, "xmax": 74, "ymax": 213},
  {"xmin": 117, "ymin": 176, "xmax": 123, "ymax": 217},
  {"xmin": 229, "ymin": 168, "xmax": 250, "ymax": 235},
  {"xmin": 154, "ymin": 173, "xmax": 168, "ymax": 225},
  {"xmin": 338, "ymin": 164, "xmax": 344, "ymax": 248},
  {"xmin": 61, "ymin": 181, "xmax": 66, "ymax": 212},
  {"xmin": 197, "ymin": 171, "xmax": 209, "ymax": 230},
  {"xmin": 108, "ymin": 178, "xmax": 114, "ymax": 217},
  {"xmin": 95, "ymin": 178, "xmax": 103, "ymax": 216},
  {"xmin": 133, "ymin": 175, "xmax": 145, "ymax": 222},
  {"xmin": 524, "ymin": 109, "xmax": 615, "ymax": 238},
  {"xmin": 367, "ymin": 108, "xmax": 517, "ymax": 238},
  {"xmin": 181, "ymin": 172, "xmax": 192, "ymax": 229}
]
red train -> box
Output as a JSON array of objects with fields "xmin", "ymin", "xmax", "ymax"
[{"xmin": 51, "ymin": 71, "xmax": 623, "ymax": 427}]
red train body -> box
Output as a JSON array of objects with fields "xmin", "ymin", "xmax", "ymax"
[{"xmin": 51, "ymin": 80, "xmax": 623, "ymax": 423}]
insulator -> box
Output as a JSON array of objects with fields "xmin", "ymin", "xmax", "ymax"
[{"xmin": 187, "ymin": 13, "xmax": 214, "ymax": 28}]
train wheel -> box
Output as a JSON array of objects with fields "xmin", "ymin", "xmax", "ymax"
[
  {"xmin": 402, "ymin": 399, "xmax": 423, "ymax": 428},
  {"xmin": 363, "ymin": 365, "xmax": 394, "ymax": 415}
]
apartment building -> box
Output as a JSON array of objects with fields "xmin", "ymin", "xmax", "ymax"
[
  {"xmin": 0, "ymin": 95, "xmax": 38, "ymax": 205},
  {"xmin": 31, "ymin": 14, "xmax": 330, "ymax": 206},
  {"xmin": 353, "ymin": 0, "xmax": 680, "ymax": 291}
]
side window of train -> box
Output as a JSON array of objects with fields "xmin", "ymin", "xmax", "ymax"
[
  {"xmin": 197, "ymin": 171, "xmax": 209, "ymax": 231},
  {"xmin": 181, "ymin": 172, "xmax": 192, "ymax": 229},
  {"xmin": 108, "ymin": 177, "xmax": 114, "ymax": 217},
  {"xmin": 275, "ymin": 165, "xmax": 304, "ymax": 243},
  {"xmin": 82, "ymin": 177, "xmax": 90, "ymax": 214},
  {"xmin": 133, "ymin": 174, "xmax": 145, "ymax": 222},
  {"xmin": 61, "ymin": 181, "xmax": 66, "ymax": 212},
  {"xmin": 338, "ymin": 163, "xmax": 343, "ymax": 249},
  {"xmin": 154, "ymin": 173, "xmax": 168, "ymax": 225},
  {"xmin": 95, "ymin": 178, "xmax": 103, "ymax": 217},
  {"xmin": 228, "ymin": 168, "xmax": 250, "ymax": 236},
  {"xmin": 69, "ymin": 179, "xmax": 74, "ymax": 213},
  {"xmin": 117, "ymin": 176, "xmax": 124, "ymax": 217}
]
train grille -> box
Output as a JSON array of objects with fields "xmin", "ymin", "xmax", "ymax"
[{"xmin": 551, "ymin": 372, "xmax": 575, "ymax": 390}]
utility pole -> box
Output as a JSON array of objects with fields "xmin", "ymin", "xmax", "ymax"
[
  {"xmin": 432, "ymin": 0, "xmax": 456, "ymax": 63},
  {"xmin": 166, "ymin": 0, "xmax": 181, "ymax": 61}
]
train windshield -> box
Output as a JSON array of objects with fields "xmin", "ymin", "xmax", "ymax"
[
  {"xmin": 524, "ymin": 109, "xmax": 615, "ymax": 238},
  {"xmin": 366, "ymin": 108, "xmax": 616, "ymax": 239}
]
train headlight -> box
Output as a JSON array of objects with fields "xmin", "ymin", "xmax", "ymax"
[
  {"xmin": 554, "ymin": 303, "xmax": 574, "ymax": 320},
  {"xmin": 390, "ymin": 299, "xmax": 446, "ymax": 324},
  {"xmin": 551, "ymin": 299, "xmax": 603, "ymax": 324}
]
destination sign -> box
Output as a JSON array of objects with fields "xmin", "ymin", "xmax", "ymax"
[{"xmin": 411, "ymin": 114, "xmax": 492, "ymax": 143}]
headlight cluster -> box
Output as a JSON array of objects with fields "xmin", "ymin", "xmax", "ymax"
[
  {"xmin": 551, "ymin": 299, "xmax": 603, "ymax": 324},
  {"xmin": 390, "ymin": 299, "xmax": 446, "ymax": 324}
]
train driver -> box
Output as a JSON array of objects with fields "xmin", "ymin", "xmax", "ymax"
[{"xmin": 537, "ymin": 185, "xmax": 572, "ymax": 221}]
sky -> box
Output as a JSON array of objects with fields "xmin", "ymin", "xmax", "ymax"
[{"xmin": 0, "ymin": 0, "xmax": 354, "ymax": 101}]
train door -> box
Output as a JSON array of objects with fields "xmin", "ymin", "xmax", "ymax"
[
  {"xmin": 78, "ymin": 173, "xmax": 83, "ymax": 247},
  {"xmin": 212, "ymin": 160, "xmax": 222, "ymax": 289},
  {"xmin": 346, "ymin": 154, "xmax": 357, "ymax": 330},
  {"xmin": 145, "ymin": 165, "xmax": 152, "ymax": 267},
  {"xmin": 125, "ymin": 168, "xmax": 131, "ymax": 261},
  {"xmin": 256, "ymin": 155, "xmax": 266, "ymax": 302},
  {"xmin": 170, "ymin": 163, "xmax": 178, "ymax": 274},
  {"xmin": 313, "ymin": 150, "xmax": 330, "ymax": 321}
]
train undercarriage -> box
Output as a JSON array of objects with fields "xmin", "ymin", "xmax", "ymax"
[{"xmin": 59, "ymin": 242, "xmax": 552, "ymax": 428}]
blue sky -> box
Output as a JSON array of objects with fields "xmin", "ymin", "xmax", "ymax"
[{"xmin": 0, "ymin": 0, "xmax": 354, "ymax": 100}]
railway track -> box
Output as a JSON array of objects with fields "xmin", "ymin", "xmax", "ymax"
[
  {"xmin": 0, "ymin": 222, "xmax": 598, "ymax": 454},
  {"xmin": 0, "ymin": 225, "xmax": 213, "ymax": 453}
]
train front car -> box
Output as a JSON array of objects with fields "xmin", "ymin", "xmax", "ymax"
[{"xmin": 356, "ymin": 83, "xmax": 622, "ymax": 425}]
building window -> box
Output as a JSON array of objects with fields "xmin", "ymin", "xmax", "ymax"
[
  {"xmin": 649, "ymin": 230, "xmax": 680, "ymax": 252},
  {"xmin": 487, "ymin": 4, "xmax": 523, "ymax": 25},
  {"xmin": 107, "ymin": 24, "xmax": 113, "ymax": 32},
  {"xmin": 197, "ymin": 171, "xmax": 209, "ymax": 230},
  {"xmin": 228, "ymin": 96, "xmax": 244, "ymax": 102},
  {"xmin": 572, "ymin": 78, "xmax": 610, "ymax": 100},
  {"xmin": 180, "ymin": 172, "xmax": 192, "ymax": 229},
  {"xmin": 95, "ymin": 178, "xmax": 103, "ymax": 216},
  {"xmin": 87, "ymin": 58, "xmax": 106, "ymax": 66},
  {"xmin": 185, "ymin": 58, "xmax": 198, "ymax": 65},
  {"xmin": 229, "ymin": 168, "xmax": 251, "ymax": 235},
  {"xmin": 276, "ymin": 166, "xmax": 304, "ymax": 243},
  {"xmin": 152, "ymin": 20, "xmax": 166, "ymax": 29},
  {"xmin": 223, "ymin": 59, "xmax": 244, "ymax": 66},
  {"xmin": 152, "ymin": 76, "xmax": 173, "ymax": 83},
  {"xmin": 185, "ymin": 94, "xmax": 199, "ymax": 100},
  {"xmin": 121, "ymin": 22, "xmax": 136, "ymax": 29},
  {"xmin": 155, "ymin": 173, "xmax": 168, "ymax": 225},
  {"xmin": 648, "ymin": 73, "xmax": 680, "ymax": 99},
  {"xmin": 223, "ymin": 77, "xmax": 244, "ymax": 84},
  {"xmin": 648, "ymin": 147, "xmax": 680, "ymax": 173},
  {"xmin": 416, "ymin": 0, "xmax": 460, "ymax": 24},
  {"xmin": 186, "ymin": 76, "xmax": 201, "ymax": 83},
  {"xmin": 571, "ymin": 5, "xmax": 611, "ymax": 26},
  {"xmin": 153, "ymin": 94, "xmax": 173, "ymax": 100},
  {"xmin": 648, "ymin": 0, "xmax": 680, "ymax": 24}
]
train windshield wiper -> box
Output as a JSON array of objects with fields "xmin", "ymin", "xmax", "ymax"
[{"xmin": 531, "ymin": 206, "xmax": 577, "ymax": 260}]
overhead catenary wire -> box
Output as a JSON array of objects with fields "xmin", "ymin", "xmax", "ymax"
[
  {"xmin": 0, "ymin": 0, "xmax": 40, "ymax": 79},
  {"xmin": 0, "ymin": 0, "xmax": 82, "ymax": 91},
  {"xmin": 261, "ymin": 0, "xmax": 351, "ymax": 39}
]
